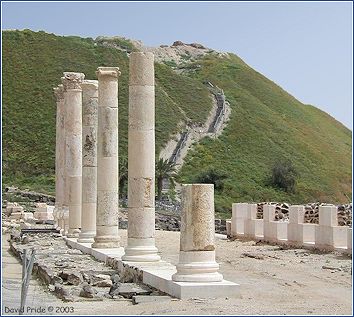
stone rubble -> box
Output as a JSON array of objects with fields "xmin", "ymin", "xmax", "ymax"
[{"xmin": 8, "ymin": 232, "xmax": 167, "ymax": 302}]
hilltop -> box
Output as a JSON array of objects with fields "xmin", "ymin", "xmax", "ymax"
[{"xmin": 2, "ymin": 30, "xmax": 352, "ymax": 215}]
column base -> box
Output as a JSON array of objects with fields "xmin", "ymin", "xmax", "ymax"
[
  {"xmin": 92, "ymin": 235, "xmax": 120, "ymax": 249},
  {"xmin": 122, "ymin": 238, "xmax": 160, "ymax": 262},
  {"xmin": 77, "ymin": 231, "xmax": 96, "ymax": 243},
  {"xmin": 67, "ymin": 228, "xmax": 81, "ymax": 238},
  {"xmin": 172, "ymin": 251, "xmax": 223, "ymax": 282}
]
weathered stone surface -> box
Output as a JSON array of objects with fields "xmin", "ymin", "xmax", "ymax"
[
  {"xmin": 55, "ymin": 284, "xmax": 75, "ymax": 302},
  {"xmin": 173, "ymin": 184, "xmax": 223, "ymax": 282},
  {"xmin": 60, "ymin": 270, "xmax": 83, "ymax": 286},
  {"xmin": 91, "ymin": 274, "xmax": 112, "ymax": 287},
  {"xmin": 79, "ymin": 282, "xmax": 97, "ymax": 298}
]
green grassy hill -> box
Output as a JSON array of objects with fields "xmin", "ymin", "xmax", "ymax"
[{"xmin": 2, "ymin": 30, "xmax": 352, "ymax": 215}]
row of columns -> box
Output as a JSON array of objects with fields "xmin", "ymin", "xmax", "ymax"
[
  {"xmin": 53, "ymin": 53, "xmax": 223, "ymax": 282},
  {"xmin": 53, "ymin": 53, "xmax": 159, "ymax": 261}
]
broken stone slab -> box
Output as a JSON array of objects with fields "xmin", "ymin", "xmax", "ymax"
[
  {"xmin": 59, "ymin": 270, "xmax": 83, "ymax": 286},
  {"xmin": 91, "ymin": 274, "xmax": 112, "ymax": 287},
  {"xmin": 112, "ymin": 283, "xmax": 152, "ymax": 299},
  {"xmin": 54, "ymin": 284, "xmax": 75, "ymax": 302},
  {"xmin": 132, "ymin": 295, "xmax": 172, "ymax": 305},
  {"xmin": 79, "ymin": 282, "xmax": 97, "ymax": 298}
]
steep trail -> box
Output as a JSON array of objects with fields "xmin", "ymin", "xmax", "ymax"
[{"xmin": 159, "ymin": 83, "xmax": 231, "ymax": 172}]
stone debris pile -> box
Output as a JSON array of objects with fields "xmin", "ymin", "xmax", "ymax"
[{"xmin": 9, "ymin": 233, "xmax": 169, "ymax": 302}]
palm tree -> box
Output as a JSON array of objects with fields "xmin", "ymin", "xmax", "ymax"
[{"xmin": 156, "ymin": 158, "xmax": 177, "ymax": 201}]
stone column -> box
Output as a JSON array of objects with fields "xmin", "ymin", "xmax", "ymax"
[
  {"xmin": 62, "ymin": 72, "xmax": 85, "ymax": 238},
  {"xmin": 92, "ymin": 67, "xmax": 120, "ymax": 249},
  {"xmin": 53, "ymin": 84, "xmax": 65, "ymax": 229},
  {"xmin": 78, "ymin": 80, "xmax": 98, "ymax": 243},
  {"xmin": 122, "ymin": 52, "xmax": 160, "ymax": 261},
  {"xmin": 172, "ymin": 184, "xmax": 223, "ymax": 282}
]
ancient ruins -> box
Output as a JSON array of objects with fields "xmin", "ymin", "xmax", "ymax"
[
  {"xmin": 4, "ymin": 51, "xmax": 351, "ymax": 306},
  {"xmin": 48, "ymin": 52, "xmax": 239, "ymax": 299},
  {"xmin": 229, "ymin": 203, "xmax": 352, "ymax": 254}
]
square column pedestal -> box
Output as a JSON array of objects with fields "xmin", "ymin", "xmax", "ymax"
[
  {"xmin": 315, "ymin": 206, "xmax": 347, "ymax": 251},
  {"xmin": 244, "ymin": 204, "xmax": 263, "ymax": 239},
  {"xmin": 263, "ymin": 205, "xmax": 287, "ymax": 243},
  {"xmin": 287, "ymin": 205, "xmax": 316, "ymax": 246},
  {"xmin": 231, "ymin": 203, "xmax": 248, "ymax": 237}
]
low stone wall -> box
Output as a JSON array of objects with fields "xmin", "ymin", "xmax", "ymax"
[
  {"xmin": 230, "ymin": 203, "xmax": 352, "ymax": 253},
  {"xmin": 4, "ymin": 187, "xmax": 55, "ymax": 203},
  {"xmin": 255, "ymin": 202, "xmax": 352, "ymax": 227}
]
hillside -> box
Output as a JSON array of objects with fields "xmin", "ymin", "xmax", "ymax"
[{"xmin": 2, "ymin": 30, "xmax": 352, "ymax": 215}]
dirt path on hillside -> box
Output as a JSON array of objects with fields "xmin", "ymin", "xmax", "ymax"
[{"xmin": 159, "ymin": 90, "xmax": 231, "ymax": 172}]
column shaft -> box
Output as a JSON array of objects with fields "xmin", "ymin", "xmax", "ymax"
[
  {"xmin": 78, "ymin": 80, "xmax": 98, "ymax": 243},
  {"xmin": 92, "ymin": 67, "xmax": 120, "ymax": 249},
  {"xmin": 53, "ymin": 84, "xmax": 65, "ymax": 229},
  {"xmin": 172, "ymin": 184, "xmax": 223, "ymax": 282},
  {"xmin": 123, "ymin": 52, "xmax": 160, "ymax": 261},
  {"xmin": 62, "ymin": 72, "xmax": 85, "ymax": 237}
]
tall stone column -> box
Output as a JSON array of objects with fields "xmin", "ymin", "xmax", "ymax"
[
  {"xmin": 122, "ymin": 52, "xmax": 160, "ymax": 262},
  {"xmin": 92, "ymin": 67, "xmax": 121, "ymax": 249},
  {"xmin": 78, "ymin": 80, "xmax": 98, "ymax": 243},
  {"xmin": 53, "ymin": 84, "xmax": 65, "ymax": 229},
  {"xmin": 62, "ymin": 72, "xmax": 85, "ymax": 238},
  {"xmin": 172, "ymin": 184, "xmax": 223, "ymax": 282}
]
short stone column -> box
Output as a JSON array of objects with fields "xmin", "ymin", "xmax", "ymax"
[
  {"xmin": 92, "ymin": 67, "xmax": 121, "ymax": 249},
  {"xmin": 53, "ymin": 84, "xmax": 65, "ymax": 229},
  {"xmin": 172, "ymin": 184, "xmax": 223, "ymax": 282},
  {"xmin": 78, "ymin": 80, "xmax": 98, "ymax": 243},
  {"xmin": 62, "ymin": 72, "xmax": 85, "ymax": 237},
  {"xmin": 122, "ymin": 52, "xmax": 160, "ymax": 261}
]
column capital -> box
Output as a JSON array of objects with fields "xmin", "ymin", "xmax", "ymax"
[
  {"xmin": 81, "ymin": 79, "xmax": 98, "ymax": 90},
  {"xmin": 62, "ymin": 72, "xmax": 85, "ymax": 91},
  {"xmin": 53, "ymin": 84, "xmax": 65, "ymax": 101},
  {"xmin": 96, "ymin": 67, "xmax": 121, "ymax": 79}
]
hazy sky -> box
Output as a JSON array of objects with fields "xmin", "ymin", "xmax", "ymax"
[{"xmin": 2, "ymin": 1, "xmax": 353, "ymax": 129}]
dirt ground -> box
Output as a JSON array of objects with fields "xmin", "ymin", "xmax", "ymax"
[{"xmin": 2, "ymin": 229, "xmax": 353, "ymax": 315}]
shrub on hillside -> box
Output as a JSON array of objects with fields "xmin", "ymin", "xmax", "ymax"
[
  {"xmin": 195, "ymin": 169, "xmax": 227, "ymax": 191},
  {"xmin": 270, "ymin": 159, "xmax": 297, "ymax": 193}
]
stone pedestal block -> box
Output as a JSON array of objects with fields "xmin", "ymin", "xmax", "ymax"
[
  {"xmin": 33, "ymin": 203, "xmax": 55, "ymax": 221},
  {"xmin": 288, "ymin": 205, "xmax": 305, "ymax": 245},
  {"xmin": 172, "ymin": 184, "xmax": 223, "ymax": 282},
  {"xmin": 92, "ymin": 67, "xmax": 120, "ymax": 249},
  {"xmin": 315, "ymin": 206, "xmax": 346, "ymax": 250},
  {"xmin": 263, "ymin": 205, "xmax": 287, "ymax": 243},
  {"xmin": 231, "ymin": 203, "xmax": 248, "ymax": 237},
  {"xmin": 244, "ymin": 204, "xmax": 264, "ymax": 239}
]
